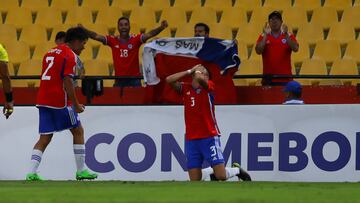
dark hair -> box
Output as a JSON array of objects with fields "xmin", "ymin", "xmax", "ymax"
[
  {"xmin": 55, "ymin": 31, "xmax": 66, "ymax": 41},
  {"xmin": 195, "ymin": 23, "xmax": 210, "ymax": 34},
  {"xmin": 65, "ymin": 27, "xmax": 88, "ymax": 43},
  {"xmin": 268, "ymin": 11, "xmax": 282, "ymax": 21},
  {"xmin": 118, "ymin": 16, "xmax": 130, "ymax": 25}
]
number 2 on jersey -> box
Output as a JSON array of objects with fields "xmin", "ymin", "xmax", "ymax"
[{"xmin": 41, "ymin": 56, "xmax": 55, "ymax": 80}]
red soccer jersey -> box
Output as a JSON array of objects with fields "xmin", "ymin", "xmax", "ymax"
[
  {"xmin": 256, "ymin": 33, "xmax": 297, "ymax": 83},
  {"xmin": 36, "ymin": 44, "xmax": 76, "ymax": 108},
  {"xmin": 106, "ymin": 34, "xmax": 143, "ymax": 77},
  {"xmin": 180, "ymin": 81, "xmax": 220, "ymax": 140}
]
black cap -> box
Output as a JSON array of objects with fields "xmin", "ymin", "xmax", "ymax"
[{"xmin": 268, "ymin": 11, "xmax": 282, "ymax": 21}]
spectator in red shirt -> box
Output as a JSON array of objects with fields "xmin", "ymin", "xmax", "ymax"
[
  {"xmin": 255, "ymin": 11, "xmax": 299, "ymax": 86},
  {"xmin": 81, "ymin": 17, "xmax": 168, "ymax": 87}
]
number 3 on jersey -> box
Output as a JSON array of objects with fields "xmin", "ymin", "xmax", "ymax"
[
  {"xmin": 41, "ymin": 56, "xmax": 55, "ymax": 80},
  {"xmin": 190, "ymin": 97, "xmax": 195, "ymax": 107}
]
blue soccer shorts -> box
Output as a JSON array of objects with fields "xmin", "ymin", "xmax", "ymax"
[
  {"xmin": 185, "ymin": 136, "xmax": 225, "ymax": 170},
  {"xmin": 38, "ymin": 106, "xmax": 80, "ymax": 135}
]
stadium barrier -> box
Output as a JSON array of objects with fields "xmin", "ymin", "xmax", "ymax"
[{"xmin": 0, "ymin": 105, "xmax": 359, "ymax": 181}]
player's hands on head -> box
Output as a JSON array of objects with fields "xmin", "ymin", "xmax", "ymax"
[
  {"xmin": 75, "ymin": 103, "xmax": 85, "ymax": 113},
  {"xmin": 160, "ymin": 20, "xmax": 168, "ymax": 29},
  {"xmin": 3, "ymin": 102, "xmax": 13, "ymax": 119},
  {"xmin": 263, "ymin": 22, "xmax": 271, "ymax": 35}
]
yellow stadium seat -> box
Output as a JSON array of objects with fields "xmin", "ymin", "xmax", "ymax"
[
  {"xmin": 262, "ymin": 0, "xmax": 293, "ymax": 10},
  {"xmin": 299, "ymin": 59, "xmax": 327, "ymax": 75},
  {"xmin": 296, "ymin": 79, "xmax": 313, "ymax": 86},
  {"xmin": 312, "ymin": 40, "xmax": 341, "ymax": 63},
  {"xmin": 293, "ymin": 0, "xmax": 321, "ymax": 11},
  {"xmin": 34, "ymin": 8, "xmax": 63, "ymax": 28},
  {"xmin": 248, "ymin": 45, "xmax": 262, "ymax": 61},
  {"xmin": 203, "ymin": 0, "xmax": 233, "ymax": 11},
  {"xmin": 233, "ymin": 78, "xmax": 248, "ymax": 86},
  {"xmin": 0, "ymin": 24, "xmax": 18, "ymax": 42},
  {"xmin": 330, "ymin": 58, "xmax": 358, "ymax": 85},
  {"xmin": 3, "ymin": 41, "xmax": 31, "ymax": 64},
  {"xmin": 175, "ymin": 23, "xmax": 194, "ymax": 37},
  {"xmin": 81, "ymin": 0, "xmax": 111, "ymax": 11},
  {"xmin": 236, "ymin": 23, "xmax": 263, "ymax": 46},
  {"xmin": 50, "ymin": 0, "xmax": 79, "ymax": 11},
  {"xmin": 237, "ymin": 40, "xmax": 249, "ymax": 61},
  {"xmin": 310, "ymin": 7, "xmax": 338, "ymax": 29},
  {"xmin": 4, "ymin": 8, "xmax": 33, "ymax": 28},
  {"xmin": 96, "ymin": 46, "xmax": 113, "ymax": 64},
  {"xmin": 208, "ymin": 23, "xmax": 233, "ymax": 39},
  {"xmin": 14, "ymin": 59, "xmax": 42, "ymax": 87},
  {"xmin": 355, "ymin": 0, "xmax": 360, "ymax": 6},
  {"xmin": 19, "ymin": 24, "xmax": 48, "ymax": 47},
  {"xmin": 81, "ymin": 23, "xmax": 109, "ymax": 47},
  {"xmin": 342, "ymin": 7, "xmax": 360, "ymax": 29},
  {"xmin": 189, "ymin": 7, "xmax": 218, "ymax": 24},
  {"xmin": 236, "ymin": 59, "xmax": 262, "ymax": 85},
  {"xmin": 111, "ymin": 0, "xmax": 140, "ymax": 12},
  {"xmin": 21, "ymin": 0, "xmax": 48, "ymax": 11},
  {"xmin": 327, "ymin": 23, "xmax": 355, "ymax": 44},
  {"xmin": 65, "ymin": 7, "xmax": 94, "ymax": 25},
  {"xmin": 323, "ymin": 0, "xmax": 352, "ymax": 9},
  {"xmin": 160, "ymin": 7, "xmax": 188, "ymax": 30},
  {"xmin": 318, "ymin": 79, "xmax": 342, "ymax": 86},
  {"xmin": 343, "ymin": 40, "xmax": 360, "ymax": 61},
  {"xmin": 296, "ymin": 23, "xmax": 324, "ymax": 45},
  {"xmin": 96, "ymin": 7, "xmax": 125, "ymax": 29},
  {"xmin": 32, "ymin": 42, "xmax": 56, "ymax": 60},
  {"xmin": 291, "ymin": 42, "xmax": 310, "ymax": 64},
  {"xmin": 151, "ymin": 28, "xmax": 172, "ymax": 38},
  {"xmin": 220, "ymin": 7, "xmax": 247, "ymax": 29},
  {"xmin": 80, "ymin": 45, "xmax": 94, "ymax": 61},
  {"xmin": 233, "ymin": 0, "xmax": 262, "ymax": 12},
  {"xmin": 282, "ymin": 6, "xmax": 308, "ymax": 29},
  {"xmin": 172, "ymin": 0, "xmax": 202, "ymax": 11},
  {"xmin": 249, "ymin": 7, "xmax": 276, "ymax": 25},
  {"xmin": 0, "ymin": 0, "xmax": 19, "ymax": 13},
  {"xmin": 142, "ymin": 0, "xmax": 171, "ymax": 11},
  {"xmin": 129, "ymin": 7, "xmax": 157, "ymax": 29},
  {"xmin": 50, "ymin": 24, "xmax": 75, "ymax": 42},
  {"xmin": 83, "ymin": 59, "xmax": 110, "ymax": 76}
]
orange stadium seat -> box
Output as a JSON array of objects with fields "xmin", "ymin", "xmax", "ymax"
[
  {"xmin": 50, "ymin": 0, "xmax": 79, "ymax": 11},
  {"xmin": 172, "ymin": 0, "xmax": 202, "ymax": 11},
  {"xmin": 14, "ymin": 59, "xmax": 42, "ymax": 87},
  {"xmin": 220, "ymin": 7, "xmax": 247, "ymax": 29},
  {"xmin": 64, "ymin": 7, "xmax": 94, "ymax": 25},
  {"xmin": 111, "ymin": 0, "xmax": 140, "ymax": 11},
  {"xmin": 189, "ymin": 7, "xmax": 218, "ymax": 24},
  {"xmin": 21, "ymin": 0, "xmax": 49, "ymax": 11},
  {"xmin": 293, "ymin": 0, "xmax": 321, "ymax": 11},
  {"xmin": 95, "ymin": 7, "xmax": 125, "ymax": 29},
  {"xmin": 96, "ymin": 46, "xmax": 113, "ymax": 64},
  {"xmin": 0, "ymin": 24, "xmax": 18, "ymax": 42},
  {"xmin": 142, "ymin": 0, "xmax": 171, "ymax": 11},
  {"xmin": 4, "ymin": 8, "xmax": 33, "ymax": 28},
  {"xmin": 262, "ymin": 0, "xmax": 293, "ymax": 10},
  {"xmin": 312, "ymin": 40, "xmax": 341, "ymax": 63},
  {"xmin": 343, "ymin": 40, "xmax": 360, "ymax": 62},
  {"xmin": 81, "ymin": 0, "xmax": 111, "ymax": 11},
  {"xmin": 34, "ymin": 8, "xmax": 63, "ymax": 28},
  {"xmin": 323, "ymin": 0, "xmax": 352, "ymax": 10},
  {"xmin": 342, "ymin": 6, "xmax": 360, "ymax": 29},
  {"xmin": 3, "ymin": 41, "xmax": 31, "ymax": 64},
  {"xmin": 233, "ymin": 0, "xmax": 262, "ymax": 12},
  {"xmin": 310, "ymin": 7, "xmax": 338, "ymax": 29},
  {"xmin": 203, "ymin": 0, "xmax": 233, "ymax": 11},
  {"xmin": 32, "ymin": 42, "xmax": 55, "ymax": 60},
  {"xmin": 0, "ymin": 0, "xmax": 19, "ymax": 13},
  {"xmin": 160, "ymin": 7, "xmax": 188, "ymax": 29},
  {"xmin": 296, "ymin": 23, "xmax": 324, "ymax": 45},
  {"xmin": 83, "ymin": 59, "xmax": 110, "ymax": 76},
  {"xmin": 19, "ymin": 24, "xmax": 48, "ymax": 47},
  {"xmin": 129, "ymin": 7, "xmax": 157, "ymax": 30},
  {"xmin": 282, "ymin": 7, "xmax": 308, "ymax": 29},
  {"xmin": 327, "ymin": 23, "xmax": 355, "ymax": 44}
]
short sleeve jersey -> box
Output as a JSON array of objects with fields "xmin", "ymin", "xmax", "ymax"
[
  {"xmin": 0, "ymin": 44, "xmax": 9, "ymax": 62},
  {"xmin": 256, "ymin": 33, "xmax": 297, "ymax": 82},
  {"xmin": 180, "ymin": 81, "xmax": 220, "ymax": 140},
  {"xmin": 106, "ymin": 34, "xmax": 143, "ymax": 77},
  {"xmin": 36, "ymin": 44, "xmax": 77, "ymax": 108}
]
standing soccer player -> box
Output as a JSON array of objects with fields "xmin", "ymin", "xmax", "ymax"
[
  {"xmin": 166, "ymin": 64, "xmax": 251, "ymax": 181},
  {"xmin": 26, "ymin": 27, "xmax": 98, "ymax": 181},
  {"xmin": 0, "ymin": 44, "xmax": 13, "ymax": 119}
]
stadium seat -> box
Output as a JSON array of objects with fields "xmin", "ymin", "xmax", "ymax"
[
  {"xmin": 65, "ymin": 7, "xmax": 94, "ymax": 25},
  {"xmin": 330, "ymin": 59, "xmax": 358, "ymax": 85},
  {"xmin": 50, "ymin": 0, "xmax": 79, "ymax": 11},
  {"xmin": 4, "ymin": 8, "xmax": 33, "ymax": 28},
  {"xmin": 111, "ymin": 0, "xmax": 140, "ymax": 12},
  {"xmin": 14, "ymin": 59, "xmax": 42, "ymax": 87},
  {"xmin": 172, "ymin": 0, "xmax": 201, "ymax": 11},
  {"xmin": 81, "ymin": 0, "xmax": 111, "ymax": 11},
  {"xmin": 249, "ymin": 7, "xmax": 276, "ymax": 25},
  {"xmin": 96, "ymin": 7, "xmax": 125, "ymax": 29},
  {"xmin": 293, "ymin": 0, "xmax": 321, "ymax": 11},
  {"xmin": 35, "ymin": 8, "xmax": 63, "ymax": 28},
  {"xmin": 80, "ymin": 45, "xmax": 94, "ymax": 61},
  {"xmin": 142, "ymin": 0, "xmax": 171, "ymax": 11},
  {"xmin": 0, "ymin": 24, "xmax": 18, "ymax": 42},
  {"xmin": 310, "ymin": 7, "xmax": 338, "ymax": 29},
  {"xmin": 19, "ymin": 24, "xmax": 48, "ymax": 47},
  {"xmin": 343, "ymin": 40, "xmax": 360, "ymax": 61},
  {"xmin": 291, "ymin": 42, "xmax": 310, "ymax": 64},
  {"xmin": 323, "ymin": 0, "xmax": 352, "ymax": 10},
  {"xmin": 296, "ymin": 79, "xmax": 312, "ymax": 86},
  {"xmin": 282, "ymin": 7, "xmax": 308, "ymax": 30},
  {"xmin": 50, "ymin": 24, "xmax": 75, "ymax": 42},
  {"xmin": 327, "ymin": 23, "xmax": 355, "ymax": 44},
  {"xmin": 312, "ymin": 40, "xmax": 341, "ymax": 63},
  {"xmin": 233, "ymin": 0, "xmax": 262, "ymax": 12},
  {"xmin": 296, "ymin": 23, "xmax": 324, "ymax": 45},
  {"xmin": 32, "ymin": 42, "xmax": 55, "ymax": 60},
  {"xmin": 237, "ymin": 40, "xmax": 249, "ymax": 61},
  {"xmin": 96, "ymin": 46, "xmax": 113, "ymax": 64},
  {"xmin": 233, "ymin": 78, "xmax": 248, "ymax": 86},
  {"xmin": 160, "ymin": 7, "xmax": 188, "ymax": 30},
  {"xmin": 220, "ymin": 7, "xmax": 247, "ymax": 29},
  {"xmin": 318, "ymin": 79, "xmax": 342, "ymax": 86},
  {"xmin": 21, "ymin": 0, "xmax": 49, "ymax": 11},
  {"xmin": 299, "ymin": 59, "xmax": 327, "ymax": 75},
  {"xmin": 174, "ymin": 23, "xmax": 194, "ymax": 37},
  {"xmin": 81, "ymin": 23, "xmax": 109, "ymax": 47},
  {"xmin": 262, "ymin": 0, "xmax": 293, "ymax": 10},
  {"xmin": 248, "ymin": 45, "xmax": 262, "ymax": 61},
  {"xmin": 355, "ymin": 0, "xmax": 360, "ymax": 6},
  {"xmin": 236, "ymin": 23, "xmax": 263, "ymax": 46},
  {"xmin": 342, "ymin": 7, "xmax": 360, "ymax": 29},
  {"xmin": 3, "ymin": 41, "xmax": 31, "ymax": 64},
  {"xmin": 129, "ymin": 7, "xmax": 157, "ymax": 30},
  {"xmin": 0, "ymin": 0, "xmax": 19, "ymax": 13},
  {"xmin": 151, "ymin": 28, "xmax": 172, "ymax": 38},
  {"xmin": 83, "ymin": 59, "xmax": 110, "ymax": 76},
  {"xmin": 189, "ymin": 7, "xmax": 218, "ymax": 24},
  {"xmin": 236, "ymin": 59, "xmax": 262, "ymax": 85},
  {"xmin": 208, "ymin": 23, "xmax": 233, "ymax": 39},
  {"xmin": 203, "ymin": 0, "xmax": 233, "ymax": 11}
]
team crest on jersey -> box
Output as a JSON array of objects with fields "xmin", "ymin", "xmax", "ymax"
[
  {"xmin": 281, "ymin": 39, "xmax": 287, "ymax": 44},
  {"xmin": 195, "ymin": 89, "xmax": 201, "ymax": 94},
  {"xmin": 128, "ymin": 44, "xmax": 133, "ymax": 49},
  {"xmin": 186, "ymin": 91, "xmax": 190, "ymax": 95}
]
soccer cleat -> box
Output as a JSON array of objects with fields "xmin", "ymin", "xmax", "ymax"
[
  {"xmin": 76, "ymin": 169, "xmax": 98, "ymax": 180},
  {"xmin": 26, "ymin": 173, "xmax": 43, "ymax": 181},
  {"xmin": 232, "ymin": 162, "xmax": 252, "ymax": 181}
]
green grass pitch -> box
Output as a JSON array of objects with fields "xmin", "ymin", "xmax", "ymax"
[{"xmin": 0, "ymin": 181, "xmax": 359, "ymax": 203}]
